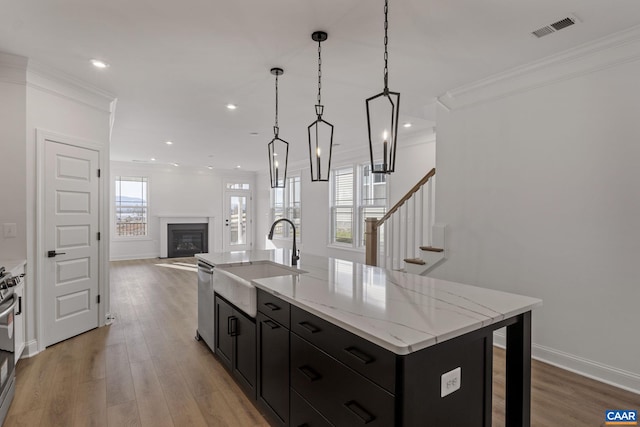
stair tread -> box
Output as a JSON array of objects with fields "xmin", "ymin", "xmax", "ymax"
[
  {"xmin": 404, "ymin": 258, "xmax": 426, "ymax": 265},
  {"xmin": 419, "ymin": 246, "xmax": 444, "ymax": 253}
]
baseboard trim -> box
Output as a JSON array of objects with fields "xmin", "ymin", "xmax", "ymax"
[
  {"xmin": 23, "ymin": 340, "xmax": 40, "ymax": 358},
  {"xmin": 493, "ymin": 331, "xmax": 640, "ymax": 395},
  {"xmin": 109, "ymin": 253, "xmax": 159, "ymax": 261}
]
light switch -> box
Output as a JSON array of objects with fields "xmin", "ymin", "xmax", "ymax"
[
  {"xmin": 441, "ymin": 367, "xmax": 461, "ymax": 397},
  {"xmin": 3, "ymin": 223, "xmax": 17, "ymax": 238}
]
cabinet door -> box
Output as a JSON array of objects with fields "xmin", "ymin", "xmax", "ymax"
[
  {"xmin": 215, "ymin": 295, "xmax": 233, "ymax": 370},
  {"xmin": 233, "ymin": 309, "xmax": 256, "ymax": 397},
  {"xmin": 257, "ymin": 313, "xmax": 289, "ymax": 426}
]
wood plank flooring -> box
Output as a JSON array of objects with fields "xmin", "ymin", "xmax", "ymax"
[{"xmin": 4, "ymin": 257, "xmax": 639, "ymax": 426}]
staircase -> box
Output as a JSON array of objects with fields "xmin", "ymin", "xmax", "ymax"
[{"xmin": 365, "ymin": 168, "xmax": 445, "ymax": 274}]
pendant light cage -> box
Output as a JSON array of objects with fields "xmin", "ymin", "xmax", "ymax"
[
  {"xmin": 308, "ymin": 31, "xmax": 334, "ymax": 182},
  {"xmin": 366, "ymin": 0, "xmax": 400, "ymax": 174},
  {"xmin": 267, "ymin": 67, "xmax": 289, "ymax": 189}
]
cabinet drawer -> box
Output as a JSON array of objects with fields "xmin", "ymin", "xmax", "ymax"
[
  {"xmin": 290, "ymin": 389, "xmax": 332, "ymax": 427},
  {"xmin": 291, "ymin": 334, "xmax": 395, "ymax": 427},
  {"xmin": 291, "ymin": 306, "xmax": 396, "ymax": 393},
  {"xmin": 258, "ymin": 290, "xmax": 290, "ymax": 328}
]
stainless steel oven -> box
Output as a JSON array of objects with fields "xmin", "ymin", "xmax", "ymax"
[{"xmin": 0, "ymin": 275, "xmax": 18, "ymax": 425}]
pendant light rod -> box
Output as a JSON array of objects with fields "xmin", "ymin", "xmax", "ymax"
[
  {"xmin": 308, "ymin": 31, "xmax": 333, "ymax": 183},
  {"xmin": 271, "ymin": 67, "xmax": 283, "ymax": 137},
  {"xmin": 383, "ymin": 0, "xmax": 389, "ymax": 90},
  {"xmin": 312, "ymin": 31, "xmax": 327, "ymax": 113},
  {"xmin": 366, "ymin": 0, "xmax": 400, "ymax": 175}
]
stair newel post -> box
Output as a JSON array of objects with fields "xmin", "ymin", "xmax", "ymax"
[{"xmin": 365, "ymin": 218, "xmax": 378, "ymax": 266}]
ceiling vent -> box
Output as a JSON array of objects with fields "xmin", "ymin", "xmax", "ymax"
[{"xmin": 532, "ymin": 15, "xmax": 578, "ymax": 38}]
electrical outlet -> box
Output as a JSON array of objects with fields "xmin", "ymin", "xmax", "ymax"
[
  {"xmin": 441, "ymin": 367, "xmax": 461, "ymax": 397},
  {"xmin": 3, "ymin": 223, "xmax": 17, "ymax": 238}
]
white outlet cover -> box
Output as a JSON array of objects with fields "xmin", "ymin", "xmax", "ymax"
[{"xmin": 441, "ymin": 367, "xmax": 461, "ymax": 397}]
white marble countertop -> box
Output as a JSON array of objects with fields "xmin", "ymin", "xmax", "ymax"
[
  {"xmin": 196, "ymin": 250, "xmax": 542, "ymax": 355},
  {"xmin": 0, "ymin": 259, "xmax": 26, "ymax": 275}
]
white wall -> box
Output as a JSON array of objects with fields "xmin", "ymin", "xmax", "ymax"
[
  {"xmin": 110, "ymin": 161, "xmax": 255, "ymax": 260},
  {"xmin": 255, "ymin": 135, "xmax": 436, "ymax": 263},
  {"xmin": 433, "ymin": 54, "xmax": 640, "ymax": 390},
  {"xmin": 0, "ymin": 53, "xmax": 27, "ymax": 260},
  {"xmin": 1, "ymin": 57, "xmax": 118, "ymax": 356}
]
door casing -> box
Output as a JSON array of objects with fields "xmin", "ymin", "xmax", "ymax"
[{"xmin": 35, "ymin": 129, "xmax": 109, "ymax": 353}]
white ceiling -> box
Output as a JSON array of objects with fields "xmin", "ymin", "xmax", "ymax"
[{"xmin": 2, "ymin": 0, "xmax": 640, "ymax": 172}]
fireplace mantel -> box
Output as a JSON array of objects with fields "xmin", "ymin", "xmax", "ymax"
[{"xmin": 157, "ymin": 215, "xmax": 215, "ymax": 258}]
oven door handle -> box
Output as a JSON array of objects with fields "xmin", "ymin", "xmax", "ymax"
[{"xmin": 0, "ymin": 294, "xmax": 18, "ymax": 319}]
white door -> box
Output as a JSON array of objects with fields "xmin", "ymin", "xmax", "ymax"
[
  {"xmin": 223, "ymin": 191, "xmax": 251, "ymax": 251},
  {"xmin": 44, "ymin": 140, "xmax": 100, "ymax": 346}
]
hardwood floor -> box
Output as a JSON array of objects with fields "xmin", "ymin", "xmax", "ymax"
[{"xmin": 4, "ymin": 258, "xmax": 639, "ymax": 426}]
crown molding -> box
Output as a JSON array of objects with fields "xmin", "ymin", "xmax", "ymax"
[
  {"xmin": 0, "ymin": 51, "xmax": 28, "ymax": 84},
  {"xmin": 438, "ymin": 24, "xmax": 640, "ymax": 111},
  {"xmin": 26, "ymin": 59, "xmax": 115, "ymax": 113}
]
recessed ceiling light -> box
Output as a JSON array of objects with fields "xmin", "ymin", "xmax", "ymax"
[
  {"xmin": 172, "ymin": 163, "xmax": 179, "ymax": 167},
  {"xmin": 235, "ymin": 165, "xmax": 241, "ymax": 169},
  {"xmin": 226, "ymin": 104, "xmax": 238, "ymax": 110},
  {"xmin": 207, "ymin": 166, "xmax": 213, "ymax": 170},
  {"xmin": 403, "ymin": 122, "xmax": 412, "ymax": 128},
  {"xmin": 150, "ymin": 157, "xmax": 156, "ymax": 161},
  {"xmin": 165, "ymin": 141, "xmax": 173, "ymax": 145},
  {"xmin": 90, "ymin": 59, "xmax": 109, "ymax": 69}
]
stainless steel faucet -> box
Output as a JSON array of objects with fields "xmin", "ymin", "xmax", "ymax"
[{"xmin": 267, "ymin": 218, "xmax": 300, "ymax": 266}]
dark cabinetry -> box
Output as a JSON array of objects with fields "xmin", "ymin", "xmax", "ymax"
[
  {"xmin": 290, "ymin": 333, "xmax": 395, "ymax": 426},
  {"xmin": 218, "ymin": 289, "xmax": 499, "ymax": 427},
  {"xmin": 214, "ymin": 294, "xmax": 256, "ymax": 397},
  {"xmin": 257, "ymin": 291, "xmax": 291, "ymax": 427}
]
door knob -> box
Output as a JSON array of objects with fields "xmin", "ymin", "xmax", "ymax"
[{"xmin": 47, "ymin": 250, "xmax": 66, "ymax": 258}]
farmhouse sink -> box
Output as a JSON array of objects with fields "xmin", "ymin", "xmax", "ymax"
[{"xmin": 212, "ymin": 261, "xmax": 307, "ymax": 317}]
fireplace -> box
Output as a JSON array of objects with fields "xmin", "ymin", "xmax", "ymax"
[{"xmin": 167, "ymin": 223, "xmax": 208, "ymax": 258}]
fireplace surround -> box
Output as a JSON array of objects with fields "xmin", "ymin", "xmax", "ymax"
[
  {"xmin": 167, "ymin": 223, "xmax": 208, "ymax": 258},
  {"xmin": 158, "ymin": 215, "xmax": 215, "ymax": 258}
]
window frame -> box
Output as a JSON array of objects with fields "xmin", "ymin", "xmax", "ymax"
[
  {"xmin": 270, "ymin": 174, "xmax": 301, "ymax": 242},
  {"xmin": 114, "ymin": 175, "xmax": 150, "ymax": 240},
  {"xmin": 329, "ymin": 162, "xmax": 388, "ymax": 249}
]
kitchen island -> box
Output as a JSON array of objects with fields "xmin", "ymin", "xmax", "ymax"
[{"xmin": 196, "ymin": 250, "xmax": 541, "ymax": 427}]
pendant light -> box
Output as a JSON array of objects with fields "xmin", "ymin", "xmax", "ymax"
[
  {"xmin": 366, "ymin": 0, "xmax": 400, "ymax": 174},
  {"xmin": 267, "ymin": 67, "xmax": 289, "ymax": 188},
  {"xmin": 307, "ymin": 31, "xmax": 334, "ymax": 182}
]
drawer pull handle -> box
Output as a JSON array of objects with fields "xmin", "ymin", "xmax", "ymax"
[
  {"xmin": 228, "ymin": 316, "xmax": 238, "ymax": 336},
  {"xmin": 344, "ymin": 400, "xmax": 376, "ymax": 424},
  {"xmin": 264, "ymin": 319, "xmax": 280, "ymax": 329},
  {"xmin": 344, "ymin": 346, "xmax": 375, "ymax": 364},
  {"xmin": 298, "ymin": 321, "xmax": 321, "ymax": 334},
  {"xmin": 297, "ymin": 365, "xmax": 322, "ymax": 382},
  {"xmin": 264, "ymin": 302, "xmax": 280, "ymax": 311}
]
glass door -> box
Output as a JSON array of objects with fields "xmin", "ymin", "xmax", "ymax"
[{"xmin": 224, "ymin": 192, "xmax": 251, "ymax": 251}]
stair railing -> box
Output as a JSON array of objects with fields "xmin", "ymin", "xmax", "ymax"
[{"xmin": 365, "ymin": 168, "xmax": 436, "ymax": 268}]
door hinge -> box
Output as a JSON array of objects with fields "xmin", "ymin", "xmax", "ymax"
[
  {"xmin": 97, "ymin": 169, "xmax": 101, "ymax": 178},
  {"xmin": 97, "ymin": 295, "xmax": 101, "ymax": 304},
  {"xmin": 97, "ymin": 232, "xmax": 101, "ymax": 240}
]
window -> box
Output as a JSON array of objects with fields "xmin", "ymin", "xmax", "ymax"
[
  {"xmin": 226, "ymin": 183, "xmax": 250, "ymax": 190},
  {"xmin": 330, "ymin": 164, "xmax": 387, "ymax": 247},
  {"xmin": 270, "ymin": 176, "xmax": 301, "ymax": 240},
  {"xmin": 331, "ymin": 167, "xmax": 354, "ymax": 244},
  {"xmin": 115, "ymin": 176, "xmax": 148, "ymax": 237},
  {"xmin": 359, "ymin": 164, "xmax": 387, "ymax": 246}
]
